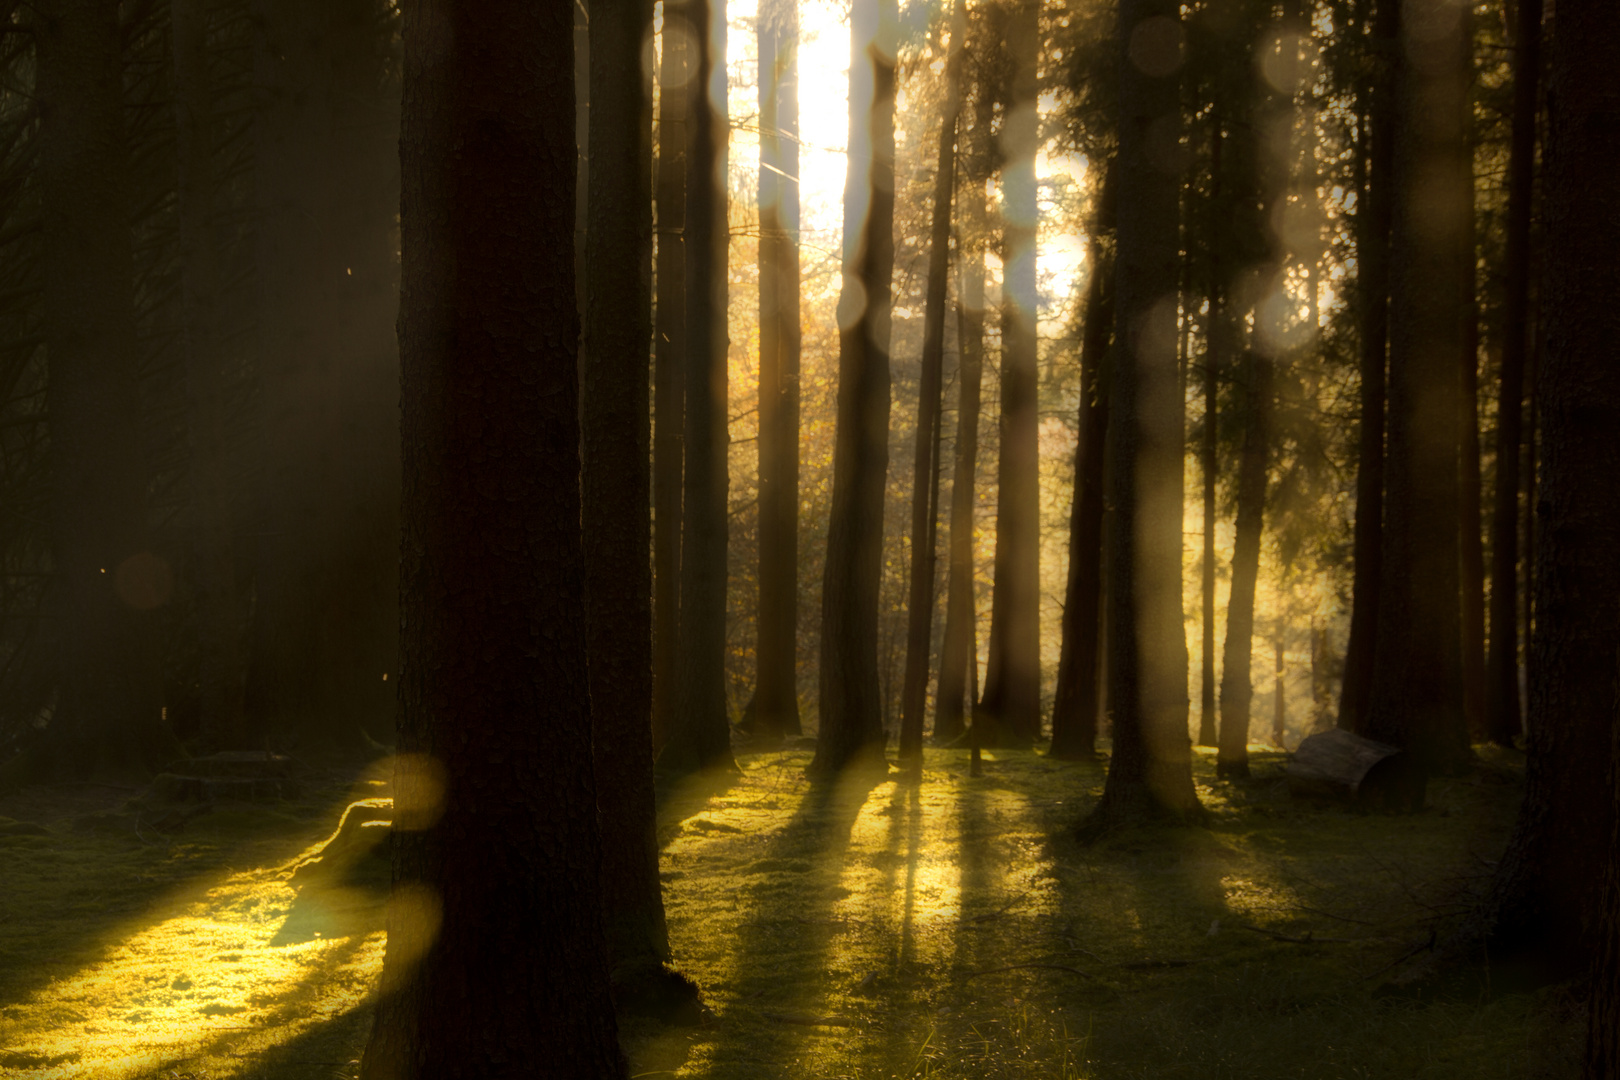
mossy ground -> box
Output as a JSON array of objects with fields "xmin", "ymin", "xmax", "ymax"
[{"xmin": 0, "ymin": 744, "xmax": 1585, "ymax": 1078}]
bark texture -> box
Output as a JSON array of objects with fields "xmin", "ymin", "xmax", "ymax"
[
  {"xmin": 754, "ymin": 0, "xmax": 803, "ymax": 740},
  {"xmin": 898, "ymin": 0, "xmax": 965, "ymax": 763},
  {"xmin": 652, "ymin": 0, "xmax": 688, "ymax": 751},
  {"xmin": 1480, "ymin": 0, "xmax": 1620, "ymax": 975},
  {"xmin": 1485, "ymin": 0, "xmax": 1540, "ymax": 748},
  {"xmin": 976, "ymin": 0, "xmax": 1042, "ymax": 747},
  {"xmin": 35, "ymin": 0, "xmax": 168, "ymax": 778},
  {"xmin": 812, "ymin": 0, "xmax": 895, "ymax": 776},
  {"xmin": 661, "ymin": 0, "xmax": 736, "ymax": 775},
  {"xmin": 583, "ymin": 0, "xmax": 684, "ymax": 1011},
  {"xmin": 1362, "ymin": 0, "xmax": 1471, "ymax": 779},
  {"xmin": 1082, "ymin": 0, "xmax": 1202, "ymax": 832},
  {"xmin": 1216, "ymin": 354, "xmax": 1270, "ymax": 780},
  {"xmin": 1337, "ymin": 0, "xmax": 1396, "ymax": 735},
  {"xmin": 360, "ymin": 1, "xmax": 625, "ymax": 1073}
]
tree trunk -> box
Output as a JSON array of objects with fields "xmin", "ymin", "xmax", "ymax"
[
  {"xmin": 1081, "ymin": 0, "xmax": 1202, "ymax": 833},
  {"xmin": 933, "ymin": 222, "xmax": 986, "ymax": 745},
  {"xmin": 976, "ymin": 0, "xmax": 1042, "ymax": 748},
  {"xmin": 1362, "ymin": 0, "xmax": 1471, "ymax": 781},
  {"xmin": 898, "ymin": 0, "xmax": 965, "ymax": 763},
  {"xmin": 1480, "ymin": 0, "xmax": 1620, "ymax": 976},
  {"xmin": 811, "ymin": 0, "xmax": 895, "ymax": 776},
  {"xmin": 1458, "ymin": 162, "xmax": 1486, "ymax": 742},
  {"xmin": 652, "ymin": 1, "xmax": 688, "ymax": 752},
  {"xmin": 583, "ymin": 0, "xmax": 692, "ymax": 1016},
  {"xmin": 172, "ymin": 0, "xmax": 247, "ymax": 750},
  {"xmin": 1216, "ymin": 353, "xmax": 1270, "ymax": 780},
  {"xmin": 753, "ymin": 0, "xmax": 803, "ymax": 740},
  {"xmin": 34, "ymin": 0, "xmax": 168, "ymax": 779},
  {"xmin": 1485, "ymin": 0, "xmax": 1540, "ymax": 748},
  {"xmin": 1197, "ymin": 116, "xmax": 1223, "ymax": 751},
  {"xmin": 1587, "ymin": 686, "xmax": 1620, "ymax": 1078},
  {"xmin": 1338, "ymin": 0, "xmax": 1396, "ymax": 735},
  {"xmin": 660, "ymin": 0, "xmax": 735, "ymax": 775},
  {"xmin": 359, "ymin": 1, "xmax": 625, "ymax": 1073},
  {"xmin": 1050, "ymin": 169, "xmax": 1114, "ymax": 762},
  {"xmin": 1272, "ymin": 633, "xmax": 1287, "ymax": 748}
]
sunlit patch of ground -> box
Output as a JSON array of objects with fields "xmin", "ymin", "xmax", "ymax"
[
  {"xmin": 625, "ymin": 743, "xmax": 1585, "ymax": 1080},
  {"xmin": 0, "ymin": 767, "xmax": 389, "ymax": 1079},
  {"xmin": 0, "ymin": 743, "xmax": 1585, "ymax": 1079}
]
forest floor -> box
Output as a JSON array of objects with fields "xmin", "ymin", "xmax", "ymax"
[{"xmin": 0, "ymin": 743, "xmax": 1587, "ymax": 1079}]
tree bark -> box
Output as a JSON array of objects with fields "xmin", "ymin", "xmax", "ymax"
[
  {"xmin": 898, "ymin": 0, "xmax": 965, "ymax": 763},
  {"xmin": 933, "ymin": 213, "xmax": 986, "ymax": 745},
  {"xmin": 1480, "ymin": 0, "xmax": 1620, "ymax": 975},
  {"xmin": 1458, "ymin": 161, "xmax": 1486, "ymax": 742},
  {"xmin": 1362, "ymin": 0, "xmax": 1471, "ymax": 781},
  {"xmin": 1050, "ymin": 169, "xmax": 1114, "ymax": 762},
  {"xmin": 1338, "ymin": 0, "xmax": 1396, "ymax": 735},
  {"xmin": 171, "ymin": 0, "xmax": 247, "ymax": 750},
  {"xmin": 1197, "ymin": 118, "xmax": 1223, "ymax": 751},
  {"xmin": 1587, "ymin": 684, "xmax": 1620, "ymax": 1078},
  {"xmin": 652, "ymin": 1, "xmax": 689, "ymax": 753},
  {"xmin": 976, "ymin": 0, "xmax": 1042, "ymax": 748},
  {"xmin": 1216, "ymin": 353, "xmax": 1270, "ymax": 780},
  {"xmin": 1485, "ymin": 0, "xmax": 1540, "ymax": 748},
  {"xmin": 1081, "ymin": 0, "xmax": 1202, "ymax": 833},
  {"xmin": 660, "ymin": 0, "xmax": 736, "ymax": 775},
  {"xmin": 753, "ymin": 0, "xmax": 803, "ymax": 740},
  {"xmin": 34, "ymin": 0, "xmax": 169, "ymax": 779},
  {"xmin": 360, "ymin": 1, "xmax": 625, "ymax": 1073},
  {"xmin": 812, "ymin": 0, "xmax": 895, "ymax": 776},
  {"xmin": 583, "ymin": 0, "xmax": 692, "ymax": 1015}
]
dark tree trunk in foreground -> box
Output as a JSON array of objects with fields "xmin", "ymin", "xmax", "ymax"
[
  {"xmin": 1050, "ymin": 229, "xmax": 1113, "ymax": 762},
  {"xmin": 1458, "ymin": 175, "xmax": 1486, "ymax": 741},
  {"xmin": 172, "ymin": 0, "xmax": 246, "ymax": 749},
  {"xmin": 1485, "ymin": 0, "xmax": 1540, "ymax": 748},
  {"xmin": 661, "ymin": 0, "xmax": 735, "ymax": 775},
  {"xmin": 1480, "ymin": 0, "xmax": 1620, "ymax": 978},
  {"xmin": 976, "ymin": 0, "xmax": 1041, "ymax": 747},
  {"xmin": 1338, "ymin": 0, "xmax": 1397, "ymax": 735},
  {"xmin": 753, "ymin": 0, "xmax": 803, "ymax": 740},
  {"xmin": 1216, "ymin": 354, "xmax": 1270, "ymax": 780},
  {"xmin": 812, "ymin": 0, "xmax": 895, "ymax": 776},
  {"xmin": 360, "ymin": 1, "xmax": 624, "ymax": 1074},
  {"xmin": 898, "ymin": 0, "xmax": 965, "ymax": 763},
  {"xmin": 1589, "ymin": 707, "xmax": 1620, "ymax": 1079},
  {"xmin": 1082, "ymin": 0, "xmax": 1202, "ymax": 833},
  {"xmin": 34, "ymin": 0, "xmax": 168, "ymax": 778},
  {"xmin": 652, "ymin": 2, "xmax": 689, "ymax": 751},
  {"xmin": 583, "ymin": 0, "xmax": 690, "ymax": 1015},
  {"xmin": 1362, "ymin": 0, "xmax": 1470, "ymax": 781},
  {"xmin": 933, "ymin": 219, "xmax": 986, "ymax": 745}
]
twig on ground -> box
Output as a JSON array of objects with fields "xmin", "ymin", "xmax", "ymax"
[
  {"xmin": 1237, "ymin": 924, "xmax": 1356, "ymax": 945},
  {"xmin": 759, "ymin": 1010, "xmax": 858, "ymax": 1027},
  {"xmin": 967, "ymin": 893, "xmax": 1028, "ymax": 923}
]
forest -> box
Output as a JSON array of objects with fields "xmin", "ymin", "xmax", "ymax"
[{"xmin": 0, "ymin": 0, "xmax": 1615, "ymax": 1076}]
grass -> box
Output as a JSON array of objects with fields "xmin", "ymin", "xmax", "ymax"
[{"xmin": 0, "ymin": 743, "xmax": 1587, "ymax": 1078}]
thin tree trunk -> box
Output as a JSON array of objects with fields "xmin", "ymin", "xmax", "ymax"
[
  {"xmin": 34, "ymin": 0, "xmax": 168, "ymax": 779},
  {"xmin": 811, "ymin": 0, "xmax": 895, "ymax": 776},
  {"xmin": 1338, "ymin": 0, "xmax": 1396, "ymax": 735},
  {"xmin": 1051, "ymin": 166, "xmax": 1114, "ymax": 762},
  {"xmin": 1457, "ymin": 17, "xmax": 1486, "ymax": 743},
  {"xmin": 1272, "ymin": 633, "xmax": 1286, "ymax": 748},
  {"xmin": 1362, "ymin": 0, "xmax": 1471, "ymax": 782},
  {"xmin": 1197, "ymin": 117, "xmax": 1223, "ymax": 751},
  {"xmin": 171, "ymin": 0, "xmax": 246, "ymax": 749},
  {"xmin": 1481, "ymin": 0, "xmax": 1620, "ymax": 973},
  {"xmin": 1081, "ymin": 0, "xmax": 1202, "ymax": 832},
  {"xmin": 1216, "ymin": 353, "xmax": 1270, "ymax": 780},
  {"xmin": 360, "ymin": 0, "xmax": 624, "ymax": 1072},
  {"xmin": 976, "ymin": 0, "xmax": 1041, "ymax": 747},
  {"xmin": 1486, "ymin": 0, "xmax": 1540, "ymax": 748},
  {"xmin": 583, "ymin": 0, "xmax": 694, "ymax": 1017},
  {"xmin": 661, "ymin": 0, "xmax": 736, "ymax": 775},
  {"xmin": 933, "ymin": 225, "xmax": 986, "ymax": 744},
  {"xmin": 898, "ymin": 0, "xmax": 965, "ymax": 763},
  {"xmin": 754, "ymin": 0, "xmax": 803, "ymax": 740},
  {"xmin": 652, "ymin": 2, "xmax": 689, "ymax": 752}
]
